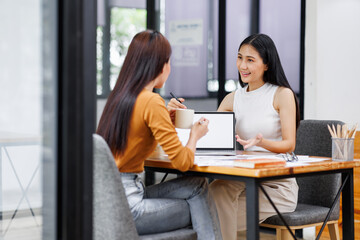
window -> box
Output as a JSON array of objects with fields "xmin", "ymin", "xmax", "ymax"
[
  {"xmin": 109, "ymin": 8, "xmax": 146, "ymax": 90},
  {"xmin": 98, "ymin": 0, "xmax": 304, "ymax": 110},
  {"xmin": 97, "ymin": 3, "xmax": 146, "ymax": 97}
]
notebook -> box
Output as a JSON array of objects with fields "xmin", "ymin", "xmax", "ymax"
[{"xmin": 176, "ymin": 111, "xmax": 236, "ymax": 156}]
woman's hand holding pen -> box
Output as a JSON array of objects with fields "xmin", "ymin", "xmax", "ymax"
[
  {"xmin": 168, "ymin": 97, "xmax": 186, "ymax": 110},
  {"xmin": 168, "ymin": 92, "xmax": 187, "ymax": 110},
  {"xmin": 167, "ymin": 92, "xmax": 187, "ymax": 125}
]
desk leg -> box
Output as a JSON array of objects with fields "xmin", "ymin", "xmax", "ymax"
[
  {"xmin": 342, "ymin": 170, "xmax": 354, "ymax": 240},
  {"xmin": 246, "ymin": 178, "xmax": 259, "ymax": 240}
]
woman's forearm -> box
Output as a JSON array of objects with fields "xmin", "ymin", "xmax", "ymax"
[{"xmin": 256, "ymin": 138, "xmax": 295, "ymax": 153}]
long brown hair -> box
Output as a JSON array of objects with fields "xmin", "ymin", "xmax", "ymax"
[{"xmin": 96, "ymin": 30, "xmax": 171, "ymax": 156}]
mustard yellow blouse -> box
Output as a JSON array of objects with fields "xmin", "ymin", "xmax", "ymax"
[{"xmin": 115, "ymin": 89, "xmax": 194, "ymax": 173}]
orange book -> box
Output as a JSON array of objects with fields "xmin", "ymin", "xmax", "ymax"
[{"xmin": 233, "ymin": 158, "xmax": 286, "ymax": 168}]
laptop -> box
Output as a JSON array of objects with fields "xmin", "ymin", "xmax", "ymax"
[{"xmin": 176, "ymin": 111, "xmax": 236, "ymax": 156}]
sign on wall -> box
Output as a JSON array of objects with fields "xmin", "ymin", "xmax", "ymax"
[{"xmin": 169, "ymin": 19, "xmax": 203, "ymax": 67}]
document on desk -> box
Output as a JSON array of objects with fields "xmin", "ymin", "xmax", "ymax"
[
  {"xmin": 194, "ymin": 154, "xmax": 284, "ymax": 167},
  {"xmin": 285, "ymin": 155, "xmax": 330, "ymax": 166},
  {"xmin": 194, "ymin": 155, "xmax": 238, "ymax": 166},
  {"xmin": 295, "ymin": 155, "xmax": 329, "ymax": 162},
  {"xmin": 194, "ymin": 155, "xmax": 330, "ymax": 167}
]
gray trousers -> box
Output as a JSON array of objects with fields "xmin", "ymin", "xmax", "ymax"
[{"xmin": 121, "ymin": 173, "xmax": 223, "ymax": 240}]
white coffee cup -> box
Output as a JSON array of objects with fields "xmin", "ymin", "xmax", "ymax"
[{"xmin": 175, "ymin": 109, "xmax": 194, "ymax": 129}]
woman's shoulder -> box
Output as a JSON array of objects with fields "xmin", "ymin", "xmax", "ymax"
[
  {"xmin": 275, "ymin": 86, "xmax": 293, "ymax": 98},
  {"xmin": 136, "ymin": 90, "xmax": 166, "ymax": 113},
  {"xmin": 226, "ymin": 91, "xmax": 236, "ymax": 98},
  {"xmin": 218, "ymin": 91, "xmax": 235, "ymax": 111},
  {"xmin": 139, "ymin": 90, "xmax": 164, "ymax": 103},
  {"xmin": 273, "ymin": 86, "xmax": 295, "ymax": 108}
]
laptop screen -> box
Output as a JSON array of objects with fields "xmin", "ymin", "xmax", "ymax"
[{"xmin": 176, "ymin": 111, "xmax": 235, "ymax": 150}]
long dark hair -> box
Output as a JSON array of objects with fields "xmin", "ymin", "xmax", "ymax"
[
  {"xmin": 238, "ymin": 33, "xmax": 300, "ymax": 129},
  {"xmin": 96, "ymin": 30, "xmax": 171, "ymax": 156}
]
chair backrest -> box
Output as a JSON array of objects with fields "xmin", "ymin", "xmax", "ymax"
[
  {"xmin": 294, "ymin": 119, "xmax": 344, "ymax": 157},
  {"xmin": 294, "ymin": 120, "xmax": 343, "ymax": 208},
  {"xmin": 93, "ymin": 134, "xmax": 139, "ymax": 240}
]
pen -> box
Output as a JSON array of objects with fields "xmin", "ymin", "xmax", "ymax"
[{"xmin": 170, "ymin": 92, "xmax": 182, "ymax": 103}]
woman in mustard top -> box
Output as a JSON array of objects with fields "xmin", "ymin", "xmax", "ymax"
[{"xmin": 96, "ymin": 30, "xmax": 222, "ymax": 240}]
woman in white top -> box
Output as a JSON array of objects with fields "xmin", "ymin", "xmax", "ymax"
[{"xmin": 167, "ymin": 33, "xmax": 300, "ymax": 240}]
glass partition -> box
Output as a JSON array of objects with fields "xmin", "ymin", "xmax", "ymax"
[
  {"xmin": 161, "ymin": 0, "xmax": 214, "ymax": 98},
  {"xmin": 0, "ymin": 0, "xmax": 57, "ymax": 239},
  {"xmin": 260, "ymin": 0, "xmax": 301, "ymax": 93}
]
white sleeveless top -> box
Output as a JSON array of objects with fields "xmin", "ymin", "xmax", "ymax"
[
  {"xmin": 234, "ymin": 82, "xmax": 298, "ymax": 204},
  {"xmin": 233, "ymin": 82, "xmax": 281, "ymax": 152}
]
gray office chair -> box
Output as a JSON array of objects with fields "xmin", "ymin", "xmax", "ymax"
[
  {"xmin": 261, "ymin": 119, "xmax": 344, "ymax": 240},
  {"xmin": 93, "ymin": 134, "xmax": 197, "ymax": 240}
]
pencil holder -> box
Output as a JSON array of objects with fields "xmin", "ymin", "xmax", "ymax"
[{"xmin": 332, "ymin": 138, "xmax": 354, "ymax": 161}]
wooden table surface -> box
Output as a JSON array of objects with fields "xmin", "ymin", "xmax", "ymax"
[{"xmin": 145, "ymin": 150, "xmax": 360, "ymax": 178}]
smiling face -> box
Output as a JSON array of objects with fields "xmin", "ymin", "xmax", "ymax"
[{"xmin": 237, "ymin": 44, "xmax": 268, "ymax": 90}]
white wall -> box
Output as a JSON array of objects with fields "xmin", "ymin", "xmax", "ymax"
[{"xmin": 305, "ymin": 0, "xmax": 360, "ymax": 128}]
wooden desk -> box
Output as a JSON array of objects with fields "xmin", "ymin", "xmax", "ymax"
[{"xmin": 145, "ymin": 151, "xmax": 360, "ymax": 240}]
